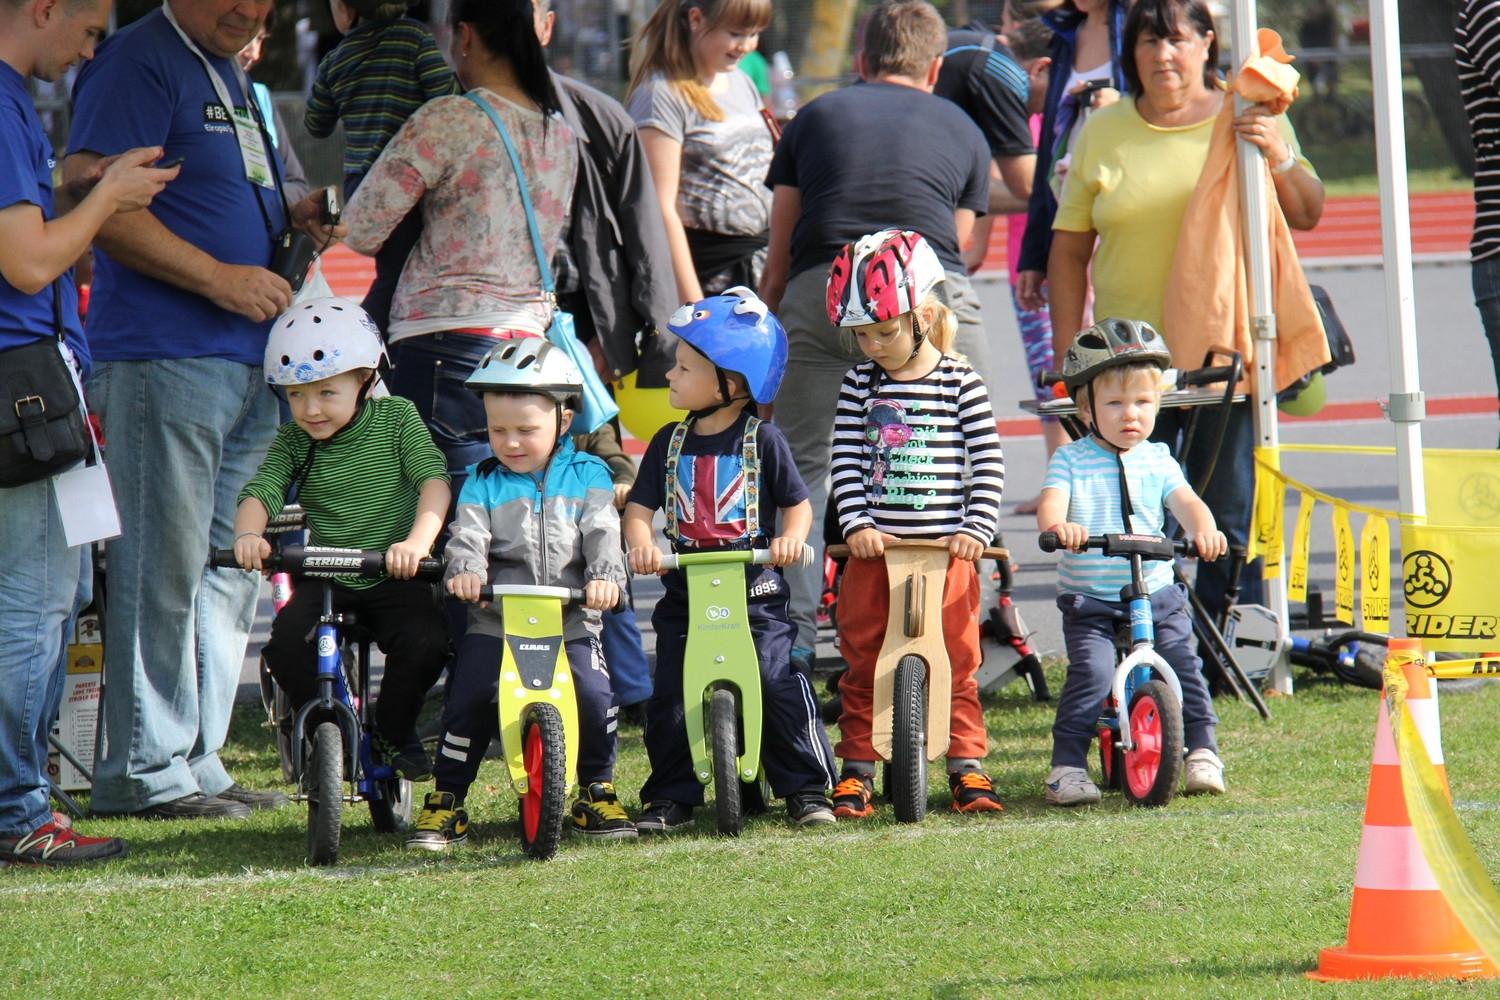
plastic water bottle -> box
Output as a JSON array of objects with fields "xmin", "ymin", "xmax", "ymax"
[{"xmin": 771, "ymin": 51, "xmax": 798, "ymax": 120}]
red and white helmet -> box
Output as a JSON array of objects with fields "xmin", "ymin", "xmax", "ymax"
[{"xmin": 826, "ymin": 229, "xmax": 946, "ymax": 328}]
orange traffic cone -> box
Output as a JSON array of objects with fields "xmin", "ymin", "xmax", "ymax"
[{"xmin": 1309, "ymin": 638, "xmax": 1498, "ymax": 981}]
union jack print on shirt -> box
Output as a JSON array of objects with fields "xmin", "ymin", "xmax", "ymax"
[{"xmin": 673, "ymin": 454, "xmax": 748, "ymax": 547}]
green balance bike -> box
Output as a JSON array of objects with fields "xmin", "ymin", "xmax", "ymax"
[
  {"xmin": 649, "ymin": 544, "xmax": 815, "ymax": 836},
  {"xmin": 478, "ymin": 583, "xmax": 626, "ymax": 860}
]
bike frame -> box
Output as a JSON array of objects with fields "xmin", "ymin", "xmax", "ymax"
[
  {"xmin": 1101, "ymin": 542, "xmax": 1184, "ymax": 753},
  {"xmin": 485, "ymin": 585, "xmax": 581, "ymax": 797}
]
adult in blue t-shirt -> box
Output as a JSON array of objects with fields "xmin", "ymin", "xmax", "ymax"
[
  {"xmin": 63, "ymin": 0, "xmax": 341, "ymax": 821},
  {"xmin": 0, "ymin": 0, "xmax": 178, "ymax": 865},
  {"xmin": 757, "ymin": 0, "xmax": 990, "ymax": 660}
]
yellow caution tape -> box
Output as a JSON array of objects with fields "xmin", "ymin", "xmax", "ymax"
[{"xmin": 1387, "ymin": 656, "xmax": 1500, "ymax": 963}]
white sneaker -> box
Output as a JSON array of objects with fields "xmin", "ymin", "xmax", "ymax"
[
  {"xmin": 1183, "ymin": 748, "xmax": 1226, "ymax": 795},
  {"xmin": 1045, "ymin": 765, "xmax": 1101, "ymax": 806}
]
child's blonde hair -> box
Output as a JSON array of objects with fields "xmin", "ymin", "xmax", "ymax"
[{"xmin": 627, "ymin": 0, "xmax": 772, "ymax": 121}]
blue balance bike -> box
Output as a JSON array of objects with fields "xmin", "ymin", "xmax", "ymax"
[
  {"xmin": 212, "ymin": 544, "xmax": 442, "ymax": 864},
  {"xmin": 1039, "ymin": 531, "xmax": 1199, "ymax": 807}
]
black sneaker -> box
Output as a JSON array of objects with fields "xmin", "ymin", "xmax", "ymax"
[
  {"xmin": 217, "ymin": 783, "xmax": 290, "ymax": 811},
  {"xmin": 0, "ymin": 822, "xmax": 127, "ymax": 866},
  {"xmin": 405, "ymin": 791, "xmax": 469, "ymax": 851},
  {"xmin": 571, "ymin": 782, "xmax": 639, "ymax": 840},
  {"xmin": 375, "ymin": 733, "xmax": 434, "ymax": 782},
  {"xmin": 786, "ymin": 789, "xmax": 835, "ymax": 828},
  {"xmin": 634, "ymin": 800, "xmax": 694, "ymax": 835},
  {"xmin": 95, "ymin": 793, "xmax": 252, "ymax": 821},
  {"xmin": 831, "ymin": 773, "xmax": 875, "ymax": 819}
]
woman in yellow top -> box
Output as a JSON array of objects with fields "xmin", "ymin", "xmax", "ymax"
[{"xmin": 1045, "ymin": 0, "xmax": 1324, "ymax": 617}]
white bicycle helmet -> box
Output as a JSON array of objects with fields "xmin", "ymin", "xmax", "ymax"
[
  {"xmin": 265, "ymin": 297, "xmax": 388, "ymax": 387},
  {"xmin": 464, "ymin": 337, "xmax": 583, "ymax": 407}
]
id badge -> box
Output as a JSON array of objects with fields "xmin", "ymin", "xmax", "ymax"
[
  {"xmin": 233, "ymin": 107, "xmax": 274, "ymax": 189},
  {"xmin": 52, "ymin": 461, "xmax": 121, "ymax": 547}
]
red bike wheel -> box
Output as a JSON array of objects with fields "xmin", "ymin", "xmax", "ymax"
[
  {"xmin": 517, "ymin": 704, "xmax": 566, "ymax": 859},
  {"xmin": 1121, "ymin": 680, "xmax": 1183, "ymax": 807}
]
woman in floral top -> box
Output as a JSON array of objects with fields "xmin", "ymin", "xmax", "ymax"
[{"xmin": 344, "ymin": 0, "xmax": 578, "ymax": 491}]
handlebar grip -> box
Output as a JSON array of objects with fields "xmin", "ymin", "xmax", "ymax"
[
  {"xmin": 1038, "ymin": 531, "xmax": 1060, "ymax": 553},
  {"xmin": 413, "ymin": 557, "xmax": 445, "ymax": 582},
  {"xmin": 209, "ymin": 547, "xmax": 242, "ymax": 569},
  {"xmin": 1176, "ymin": 365, "xmax": 1237, "ymax": 388}
]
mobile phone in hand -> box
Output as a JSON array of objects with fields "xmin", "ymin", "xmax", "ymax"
[
  {"xmin": 323, "ymin": 187, "xmax": 342, "ymax": 226},
  {"xmin": 155, "ymin": 155, "xmax": 185, "ymax": 169}
]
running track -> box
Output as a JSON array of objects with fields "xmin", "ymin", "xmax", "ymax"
[{"xmin": 320, "ymin": 191, "xmax": 1483, "ymax": 445}]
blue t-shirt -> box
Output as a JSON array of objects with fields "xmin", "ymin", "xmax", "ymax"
[
  {"xmin": 0, "ymin": 64, "xmax": 86, "ymax": 373},
  {"xmin": 1043, "ymin": 436, "xmax": 1188, "ymax": 600},
  {"xmin": 67, "ymin": 9, "xmax": 287, "ymax": 364},
  {"xmin": 628, "ymin": 411, "xmax": 809, "ymax": 551}
]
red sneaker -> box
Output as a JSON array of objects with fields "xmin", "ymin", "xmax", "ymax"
[{"xmin": 0, "ymin": 822, "xmax": 127, "ymax": 866}]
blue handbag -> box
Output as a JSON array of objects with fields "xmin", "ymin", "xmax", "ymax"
[{"xmin": 466, "ymin": 92, "xmax": 619, "ymax": 433}]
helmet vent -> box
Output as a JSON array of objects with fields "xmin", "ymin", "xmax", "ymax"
[
  {"xmin": 312, "ymin": 316, "xmax": 322, "ymax": 324},
  {"xmin": 312, "ymin": 350, "xmax": 325, "ymax": 361},
  {"xmin": 517, "ymin": 355, "xmax": 536, "ymax": 370},
  {"xmin": 1077, "ymin": 333, "xmax": 1108, "ymax": 350}
]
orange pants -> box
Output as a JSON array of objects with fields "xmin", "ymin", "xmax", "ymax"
[{"xmin": 834, "ymin": 554, "xmax": 988, "ymax": 761}]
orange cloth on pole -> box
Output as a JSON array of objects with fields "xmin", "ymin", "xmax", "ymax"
[
  {"xmin": 834, "ymin": 554, "xmax": 987, "ymax": 761},
  {"xmin": 1161, "ymin": 29, "xmax": 1330, "ymax": 394}
]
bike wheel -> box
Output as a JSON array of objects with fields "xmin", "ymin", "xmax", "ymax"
[
  {"xmin": 890, "ymin": 655, "xmax": 928, "ymax": 824},
  {"xmin": 518, "ymin": 704, "xmax": 567, "ymax": 860},
  {"xmin": 1121, "ymin": 680, "xmax": 1183, "ymax": 808},
  {"xmin": 368, "ymin": 775, "xmax": 414, "ymax": 834},
  {"xmin": 306, "ymin": 721, "xmax": 344, "ymax": 866},
  {"xmin": 711, "ymin": 688, "xmax": 744, "ymax": 837},
  {"xmin": 1097, "ymin": 727, "xmax": 1123, "ymax": 791}
]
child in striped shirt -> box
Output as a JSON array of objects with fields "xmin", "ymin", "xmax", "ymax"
[
  {"xmin": 826, "ymin": 230, "xmax": 1007, "ymax": 818},
  {"xmin": 1036, "ymin": 319, "xmax": 1227, "ymax": 807},
  {"xmin": 305, "ymin": 0, "xmax": 459, "ymax": 330},
  {"xmin": 233, "ymin": 298, "xmax": 452, "ymax": 783}
]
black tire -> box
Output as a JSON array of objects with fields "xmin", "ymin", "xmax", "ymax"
[
  {"xmin": 306, "ymin": 721, "xmax": 344, "ymax": 866},
  {"xmin": 518, "ymin": 703, "xmax": 568, "ymax": 860},
  {"xmin": 1121, "ymin": 680, "xmax": 1183, "ymax": 808},
  {"xmin": 890, "ymin": 655, "xmax": 929, "ymax": 824},
  {"xmin": 711, "ymin": 688, "xmax": 744, "ymax": 837},
  {"xmin": 1097, "ymin": 726, "xmax": 1123, "ymax": 791},
  {"xmin": 368, "ymin": 775, "xmax": 414, "ymax": 834}
]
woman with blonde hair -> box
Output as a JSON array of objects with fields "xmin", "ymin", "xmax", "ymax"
[{"xmin": 627, "ymin": 0, "xmax": 775, "ymax": 303}]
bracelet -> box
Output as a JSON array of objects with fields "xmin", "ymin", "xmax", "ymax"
[
  {"xmin": 1271, "ymin": 153, "xmax": 1297, "ymax": 175},
  {"xmin": 234, "ymin": 531, "xmax": 262, "ymax": 543}
]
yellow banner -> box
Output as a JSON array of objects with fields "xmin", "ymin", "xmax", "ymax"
[
  {"xmin": 1400, "ymin": 523, "xmax": 1500, "ymax": 651},
  {"xmin": 1332, "ymin": 503, "xmax": 1354, "ymax": 624},
  {"xmin": 1424, "ymin": 450, "xmax": 1500, "ymax": 528},
  {"xmin": 1288, "ymin": 493, "xmax": 1315, "ymax": 603},
  {"xmin": 1254, "ymin": 469, "xmax": 1284, "ymax": 576},
  {"xmin": 1360, "ymin": 514, "xmax": 1391, "ymax": 632}
]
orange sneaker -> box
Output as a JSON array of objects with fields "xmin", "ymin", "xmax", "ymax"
[
  {"xmin": 949, "ymin": 770, "xmax": 1004, "ymax": 813},
  {"xmin": 831, "ymin": 774, "xmax": 875, "ymax": 819}
]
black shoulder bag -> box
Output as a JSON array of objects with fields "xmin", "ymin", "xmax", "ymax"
[{"xmin": 0, "ymin": 280, "xmax": 91, "ymax": 488}]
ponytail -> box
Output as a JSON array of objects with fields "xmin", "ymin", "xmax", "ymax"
[
  {"xmin": 919, "ymin": 294, "xmax": 960, "ymax": 359},
  {"xmin": 450, "ymin": 0, "xmax": 560, "ymax": 119}
]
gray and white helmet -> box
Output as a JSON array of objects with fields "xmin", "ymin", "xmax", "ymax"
[
  {"xmin": 264, "ymin": 296, "xmax": 388, "ymax": 388},
  {"xmin": 464, "ymin": 337, "xmax": 583, "ymax": 407}
]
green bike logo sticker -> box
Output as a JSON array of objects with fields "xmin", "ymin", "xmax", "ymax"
[{"xmin": 706, "ymin": 605, "xmax": 732, "ymax": 621}]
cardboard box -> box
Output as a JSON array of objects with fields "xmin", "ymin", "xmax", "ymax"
[{"xmin": 46, "ymin": 612, "xmax": 102, "ymax": 792}]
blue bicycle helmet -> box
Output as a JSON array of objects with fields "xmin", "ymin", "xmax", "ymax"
[{"xmin": 667, "ymin": 287, "xmax": 788, "ymax": 405}]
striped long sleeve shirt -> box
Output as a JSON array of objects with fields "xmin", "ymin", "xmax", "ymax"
[
  {"xmin": 304, "ymin": 18, "xmax": 460, "ymax": 177},
  {"xmin": 1460, "ymin": 0, "xmax": 1500, "ymax": 261},
  {"xmin": 831, "ymin": 356, "xmax": 1005, "ymax": 544}
]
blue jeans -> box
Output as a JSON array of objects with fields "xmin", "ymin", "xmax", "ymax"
[
  {"xmin": 0, "ymin": 479, "xmax": 91, "ymax": 837},
  {"xmin": 388, "ymin": 332, "xmax": 497, "ymax": 505},
  {"xmin": 1473, "ymin": 256, "xmax": 1500, "ymax": 448},
  {"xmin": 85, "ymin": 359, "xmax": 279, "ymax": 812},
  {"xmin": 601, "ymin": 601, "xmax": 652, "ymax": 706}
]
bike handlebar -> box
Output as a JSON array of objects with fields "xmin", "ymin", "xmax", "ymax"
[
  {"xmin": 477, "ymin": 583, "xmax": 629, "ymax": 615},
  {"xmin": 1037, "ymin": 532, "xmax": 1198, "ymax": 560},
  {"xmin": 209, "ymin": 543, "xmax": 445, "ymax": 581},
  {"xmin": 825, "ymin": 539, "xmax": 1009, "ymax": 561},
  {"xmin": 650, "ymin": 543, "xmax": 815, "ymax": 572}
]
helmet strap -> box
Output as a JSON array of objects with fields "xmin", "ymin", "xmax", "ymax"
[
  {"xmin": 688, "ymin": 366, "xmax": 751, "ymax": 420},
  {"xmin": 907, "ymin": 312, "xmax": 927, "ymax": 362}
]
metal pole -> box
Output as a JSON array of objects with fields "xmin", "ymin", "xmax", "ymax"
[
  {"xmin": 1230, "ymin": 0, "xmax": 1294, "ymax": 693},
  {"xmin": 1369, "ymin": 0, "xmax": 1426, "ymax": 524}
]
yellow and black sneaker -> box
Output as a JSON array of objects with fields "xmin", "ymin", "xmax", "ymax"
[
  {"xmin": 949, "ymin": 770, "xmax": 1005, "ymax": 814},
  {"xmin": 405, "ymin": 791, "xmax": 469, "ymax": 851},
  {"xmin": 571, "ymin": 782, "xmax": 639, "ymax": 840}
]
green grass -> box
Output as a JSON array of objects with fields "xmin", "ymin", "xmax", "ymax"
[{"xmin": 6, "ymin": 673, "xmax": 1500, "ymax": 998}]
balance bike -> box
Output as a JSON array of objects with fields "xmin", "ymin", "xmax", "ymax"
[
  {"xmin": 211, "ymin": 544, "xmax": 442, "ymax": 864},
  {"xmin": 650, "ymin": 545, "xmax": 814, "ymax": 836},
  {"xmin": 827, "ymin": 538, "xmax": 1007, "ymax": 823},
  {"xmin": 475, "ymin": 583, "xmax": 624, "ymax": 860},
  {"xmin": 1039, "ymin": 531, "xmax": 1196, "ymax": 807}
]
